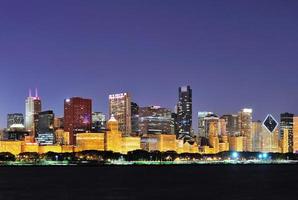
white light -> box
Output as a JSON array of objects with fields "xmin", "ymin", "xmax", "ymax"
[
  {"xmin": 242, "ymin": 108, "xmax": 253, "ymax": 113},
  {"xmin": 66, "ymin": 99, "xmax": 70, "ymax": 103}
]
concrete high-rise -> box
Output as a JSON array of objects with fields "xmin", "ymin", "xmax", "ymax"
[
  {"xmin": 280, "ymin": 113, "xmax": 294, "ymax": 153},
  {"xmin": 109, "ymin": 93, "xmax": 131, "ymax": 136},
  {"xmin": 64, "ymin": 97, "xmax": 92, "ymax": 144},
  {"xmin": 177, "ymin": 86, "xmax": 192, "ymax": 140},
  {"xmin": 25, "ymin": 89, "xmax": 42, "ymax": 134}
]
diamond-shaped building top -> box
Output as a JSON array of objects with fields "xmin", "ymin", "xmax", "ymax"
[{"xmin": 263, "ymin": 114, "xmax": 278, "ymax": 133}]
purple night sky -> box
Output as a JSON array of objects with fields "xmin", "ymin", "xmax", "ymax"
[{"xmin": 0, "ymin": 0, "xmax": 298, "ymax": 129}]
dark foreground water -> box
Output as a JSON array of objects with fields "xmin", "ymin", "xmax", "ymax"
[{"xmin": 1, "ymin": 165, "xmax": 298, "ymax": 200}]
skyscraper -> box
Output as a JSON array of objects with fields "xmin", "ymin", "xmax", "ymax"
[
  {"xmin": 64, "ymin": 97, "xmax": 92, "ymax": 144},
  {"xmin": 238, "ymin": 108, "xmax": 253, "ymax": 152},
  {"xmin": 131, "ymin": 102, "xmax": 140, "ymax": 135},
  {"xmin": 280, "ymin": 112, "xmax": 294, "ymax": 153},
  {"xmin": 109, "ymin": 93, "xmax": 131, "ymax": 136},
  {"xmin": 252, "ymin": 120, "xmax": 262, "ymax": 152},
  {"xmin": 171, "ymin": 112, "xmax": 178, "ymax": 136},
  {"xmin": 25, "ymin": 89, "xmax": 42, "ymax": 134},
  {"xmin": 138, "ymin": 106, "xmax": 174, "ymax": 135},
  {"xmin": 198, "ymin": 112, "xmax": 214, "ymax": 138},
  {"xmin": 7, "ymin": 113, "xmax": 24, "ymax": 129},
  {"xmin": 293, "ymin": 116, "xmax": 298, "ymax": 153},
  {"xmin": 131, "ymin": 102, "xmax": 139, "ymax": 116},
  {"xmin": 177, "ymin": 86, "xmax": 192, "ymax": 140},
  {"xmin": 35, "ymin": 110, "xmax": 55, "ymax": 145},
  {"xmin": 221, "ymin": 114, "xmax": 240, "ymax": 136}
]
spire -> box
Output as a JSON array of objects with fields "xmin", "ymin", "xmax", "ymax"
[
  {"xmin": 29, "ymin": 89, "xmax": 32, "ymax": 97},
  {"xmin": 35, "ymin": 88, "xmax": 38, "ymax": 98}
]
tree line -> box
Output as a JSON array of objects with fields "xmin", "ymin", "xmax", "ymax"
[{"xmin": 0, "ymin": 151, "xmax": 298, "ymax": 163}]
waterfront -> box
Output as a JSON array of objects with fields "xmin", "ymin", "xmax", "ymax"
[{"xmin": 1, "ymin": 165, "xmax": 298, "ymax": 200}]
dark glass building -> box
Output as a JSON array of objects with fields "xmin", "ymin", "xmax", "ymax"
[
  {"xmin": 64, "ymin": 97, "xmax": 92, "ymax": 144},
  {"xmin": 280, "ymin": 112, "xmax": 294, "ymax": 153},
  {"xmin": 138, "ymin": 106, "xmax": 174, "ymax": 135},
  {"xmin": 131, "ymin": 102, "xmax": 140, "ymax": 135},
  {"xmin": 131, "ymin": 102, "xmax": 139, "ymax": 116},
  {"xmin": 177, "ymin": 86, "xmax": 192, "ymax": 140},
  {"xmin": 171, "ymin": 112, "xmax": 178, "ymax": 136},
  {"xmin": 36, "ymin": 110, "xmax": 55, "ymax": 145}
]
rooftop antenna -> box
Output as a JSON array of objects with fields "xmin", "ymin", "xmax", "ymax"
[
  {"xmin": 29, "ymin": 89, "xmax": 32, "ymax": 97},
  {"xmin": 35, "ymin": 88, "xmax": 38, "ymax": 98}
]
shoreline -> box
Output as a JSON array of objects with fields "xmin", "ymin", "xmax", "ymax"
[{"xmin": 1, "ymin": 159, "xmax": 298, "ymax": 167}]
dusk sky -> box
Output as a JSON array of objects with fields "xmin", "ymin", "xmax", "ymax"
[{"xmin": 0, "ymin": 0, "xmax": 298, "ymax": 129}]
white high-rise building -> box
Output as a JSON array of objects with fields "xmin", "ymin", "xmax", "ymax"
[{"xmin": 25, "ymin": 89, "xmax": 42, "ymax": 134}]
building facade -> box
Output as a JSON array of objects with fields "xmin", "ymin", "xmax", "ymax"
[
  {"xmin": 238, "ymin": 108, "xmax": 253, "ymax": 152},
  {"xmin": 25, "ymin": 89, "xmax": 41, "ymax": 134},
  {"xmin": 64, "ymin": 97, "xmax": 92, "ymax": 145},
  {"xmin": 35, "ymin": 110, "xmax": 55, "ymax": 145},
  {"xmin": 131, "ymin": 102, "xmax": 140, "ymax": 135},
  {"xmin": 221, "ymin": 114, "xmax": 239, "ymax": 136},
  {"xmin": 293, "ymin": 117, "xmax": 298, "ymax": 153},
  {"xmin": 198, "ymin": 112, "xmax": 218, "ymax": 138},
  {"xmin": 109, "ymin": 93, "xmax": 131, "ymax": 136},
  {"xmin": 280, "ymin": 113, "xmax": 294, "ymax": 153},
  {"xmin": 177, "ymin": 86, "xmax": 192, "ymax": 140},
  {"xmin": 138, "ymin": 106, "xmax": 174, "ymax": 135}
]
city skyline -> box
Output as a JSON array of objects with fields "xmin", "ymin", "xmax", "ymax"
[
  {"xmin": 1, "ymin": 1, "xmax": 298, "ymax": 128},
  {"xmin": 2, "ymin": 1, "xmax": 298, "ymax": 199},
  {"xmin": 0, "ymin": 86, "xmax": 296, "ymax": 130}
]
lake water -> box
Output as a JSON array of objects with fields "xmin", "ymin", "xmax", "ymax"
[{"xmin": 0, "ymin": 165, "xmax": 297, "ymax": 200}]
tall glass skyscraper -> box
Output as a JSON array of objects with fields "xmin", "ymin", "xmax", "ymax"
[
  {"xmin": 25, "ymin": 89, "xmax": 42, "ymax": 134},
  {"xmin": 177, "ymin": 86, "xmax": 192, "ymax": 140}
]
